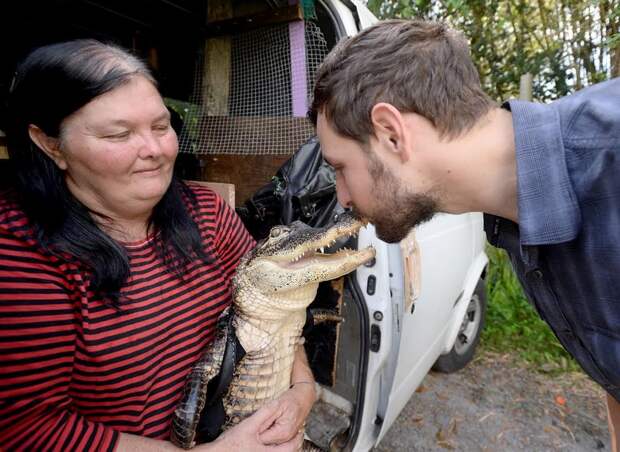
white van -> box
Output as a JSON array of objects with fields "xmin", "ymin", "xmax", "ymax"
[
  {"xmin": 188, "ymin": 2, "xmax": 489, "ymax": 449},
  {"xmin": 1, "ymin": 1, "xmax": 488, "ymax": 450}
]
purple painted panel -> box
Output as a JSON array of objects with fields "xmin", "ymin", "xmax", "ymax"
[{"xmin": 289, "ymin": 19, "xmax": 307, "ymax": 117}]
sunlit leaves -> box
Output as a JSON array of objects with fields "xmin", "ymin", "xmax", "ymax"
[{"xmin": 365, "ymin": 0, "xmax": 620, "ymax": 101}]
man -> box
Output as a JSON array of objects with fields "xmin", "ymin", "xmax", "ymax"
[{"xmin": 309, "ymin": 19, "xmax": 620, "ymax": 449}]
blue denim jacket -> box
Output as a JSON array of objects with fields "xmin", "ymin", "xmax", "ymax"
[{"xmin": 484, "ymin": 78, "xmax": 620, "ymax": 401}]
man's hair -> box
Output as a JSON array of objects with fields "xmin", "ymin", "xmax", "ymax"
[
  {"xmin": 6, "ymin": 39, "xmax": 209, "ymax": 306},
  {"xmin": 310, "ymin": 19, "xmax": 495, "ymax": 142}
]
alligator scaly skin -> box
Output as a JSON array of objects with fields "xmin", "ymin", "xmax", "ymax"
[
  {"xmin": 170, "ymin": 316, "xmax": 228, "ymax": 448},
  {"xmin": 226, "ymin": 309, "xmax": 306, "ymax": 423},
  {"xmin": 171, "ymin": 213, "xmax": 375, "ymax": 449},
  {"xmin": 171, "ymin": 290, "xmax": 311, "ymax": 449}
]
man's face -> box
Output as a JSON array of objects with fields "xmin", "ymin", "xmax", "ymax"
[{"xmin": 317, "ymin": 113, "xmax": 438, "ymax": 243}]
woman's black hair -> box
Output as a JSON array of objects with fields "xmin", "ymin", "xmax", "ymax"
[{"xmin": 6, "ymin": 39, "xmax": 210, "ymax": 306}]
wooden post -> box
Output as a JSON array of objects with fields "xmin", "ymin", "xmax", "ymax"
[
  {"xmin": 204, "ymin": 0, "xmax": 233, "ymax": 115},
  {"xmin": 519, "ymin": 73, "xmax": 533, "ymax": 101}
]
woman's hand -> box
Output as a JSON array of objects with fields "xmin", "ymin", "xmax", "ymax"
[
  {"xmin": 203, "ymin": 401, "xmax": 303, "ymax": 452},
  {"xmin": 258, "ymin": 344, "xmax": 318, "ymax": 446},
  {"xmin": 257, "ymin": 381, "xmax": 317, "ymax": 446},
  {"xmin": 204, "ymin": 345, "xmax": 316, "ymax": 450}
]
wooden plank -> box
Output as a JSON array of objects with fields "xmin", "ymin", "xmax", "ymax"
[
  {"xmin": 204, "ymin": 0, "xmax": 233, "ymax": 115},
  {"xmin": 205, "ymin": 4, "xmax": 303, "ymax": 37},
  {"xmin": 234, "ymin": 0, "xmax": 277, "ymax": 17},
  {"xmin": 188, "ymin": 180, "xmax": 235, "ymax": 207},
  {"xmin": 400, "ymin": 230, "xmax": 421, "ymax": 313},
  {"xmin": 199, "ymin": 154, "xmax": 290, "ymax": 207},
  {"xmin": 193, "ymin": 116, "xmax": 315, "ymax": 155}
]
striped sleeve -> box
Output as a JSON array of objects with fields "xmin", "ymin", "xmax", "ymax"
[
  {"xmin": 0, "ymin": 227, "xmax": 118, "ymax": 451},
  {"xmin": 212, "ymin": 193, "xmax": 256, "ymax": 280}
]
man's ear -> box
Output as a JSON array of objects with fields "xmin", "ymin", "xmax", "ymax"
[
  {"xmin": 370, "ymin": 102, "xmax": 410, "ymax": 163},
  {"xmin": 28, "ymin": 125, "xmax": 68, "ymax": 170}
]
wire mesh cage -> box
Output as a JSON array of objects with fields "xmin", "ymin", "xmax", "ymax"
[{"xmin": 176, "ymin": 17, "xmax": 328, "ymax": 156}]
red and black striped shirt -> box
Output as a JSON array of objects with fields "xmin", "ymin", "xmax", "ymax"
[{"xmin": 0, "ymin": 184, "xmax": 255, "ymax": 451}]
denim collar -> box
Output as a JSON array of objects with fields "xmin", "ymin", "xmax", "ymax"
[{"xmin": 505, "ymin": 100, "xmax": 582, "ymax": 245}]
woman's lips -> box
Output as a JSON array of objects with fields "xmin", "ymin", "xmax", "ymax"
[{"xmin": 135, "ymin": 166, "xmax": 162, "ymax": 175}]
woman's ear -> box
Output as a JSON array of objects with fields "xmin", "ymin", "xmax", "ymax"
[
  {"xmin": 370, "ymin": 102, "xmax": 410, "ymax": 163},
  {"xmin": 28, "ymin": 125, "xmax": 67, "ymax": 170}
]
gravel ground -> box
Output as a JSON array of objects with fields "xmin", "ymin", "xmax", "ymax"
[{"xmin": 374, "ymin": 350, "xmax": 610, "ymax": 451}]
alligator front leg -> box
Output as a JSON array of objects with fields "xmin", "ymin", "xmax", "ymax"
[
  {"xmin": 171, "ymin": 319, "xmax": 228, "ymax": 449},
  {"xmin": 310, "ymin": 308, "xmax": 343, "ymax": 324}
]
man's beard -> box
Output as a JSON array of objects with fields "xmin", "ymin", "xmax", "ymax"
[{"xmin": 359, "ymin": 154, "xmax": 439, "ymax": 244}]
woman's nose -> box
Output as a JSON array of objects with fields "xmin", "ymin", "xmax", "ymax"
[{"xmin": 138, "ymin": 132, "xmax": 162, "ymax": 158}]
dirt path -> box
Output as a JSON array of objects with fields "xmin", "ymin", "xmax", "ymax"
[{"xmin": 375, "ymin": 350, "xmax": 610, "ymax": 451}]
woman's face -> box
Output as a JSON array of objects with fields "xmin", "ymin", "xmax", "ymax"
[{"xmin": 55, "ymin": 75, "xmax": 178, "ymax": 220}]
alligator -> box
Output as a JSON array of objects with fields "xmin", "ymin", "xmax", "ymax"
[{"xmin": 170, "ymin": 211, "xmax": 375, "ymax": 449}]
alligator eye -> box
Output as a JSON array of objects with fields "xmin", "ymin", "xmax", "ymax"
[{"xmin": 270, "ymin": 227, "xmax": 284, "ymax": 238}]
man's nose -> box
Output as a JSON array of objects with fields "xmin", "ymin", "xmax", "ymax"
[{"xmin": 336, "ymin": 180, "xmax": 352, "ymax": 209}]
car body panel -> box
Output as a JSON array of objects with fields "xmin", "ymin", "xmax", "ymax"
[
  {"xmin": 350, "ymin": 0, "xmax": 380, "ymax": 29},
  {"xmin": 325, "ymin": 0, "xmax": 360, "ymax": 36},
  {"xmin": 376, "ymin": 213, "xmax": 487, "ymax": 443}
]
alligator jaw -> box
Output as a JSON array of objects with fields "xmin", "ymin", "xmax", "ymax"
[
  {"xmin": 261, "ymin": 212, "xmax": 371, "ymax": 268},
  {"xmin": 245, "ymin": 214, "xmax": 376, "ymax": 294}
]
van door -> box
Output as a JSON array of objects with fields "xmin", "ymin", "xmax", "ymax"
[
  {"xmin": 373, "ymin": 214, "xmax": 475, "ymax": 444},
  {"xmin": 350, "ymin": 0, "xmax": 379, "ymax": 29}
]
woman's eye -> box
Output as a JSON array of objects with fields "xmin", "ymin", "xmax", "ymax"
[
  {"xmin": 153, "ymin": 123, "xmax": 170, "ymax": 133},
  {"xmin": 104, "ymin": 131, "xmax": 130, "ymax": 140}
]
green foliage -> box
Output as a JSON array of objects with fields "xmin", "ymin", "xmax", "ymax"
[
  {"xmin": 481, "ymin": 246, "xmax": 579, "ymax": 374},
  {"xmin": 365, "ymin": 0, "xmax": 620, "ymax": 101},
  {"xmin": 163, "ymin": 97, "xmax": 201, "ymax": 153},
  {"xmin": 607, "ymin": 33, "xmax": 620, "ymax": 50},
  {"xmin": 301, "ymin": 0, "xmax": 317, "ymax": 20}
]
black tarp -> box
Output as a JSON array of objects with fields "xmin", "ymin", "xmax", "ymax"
[{"xmin": 236, "ymin": 135, "xmax": 345, "ymax": 240}]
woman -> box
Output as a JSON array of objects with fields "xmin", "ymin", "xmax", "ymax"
[{"xmin": 0, "ymin": 39, "xmax": 315, "ymax": 451}]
